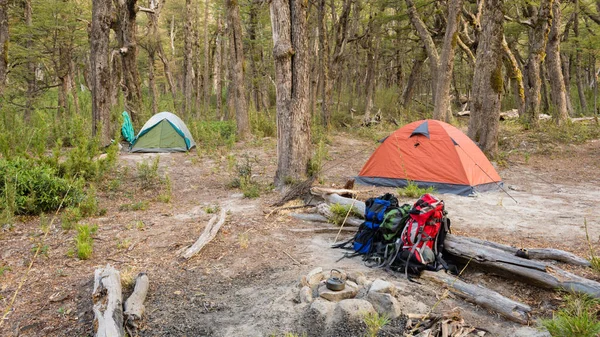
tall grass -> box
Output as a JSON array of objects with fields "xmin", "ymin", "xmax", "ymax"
[{"xmin": 541, "ymin": 293, "xmax": 600, "ymax": 337}]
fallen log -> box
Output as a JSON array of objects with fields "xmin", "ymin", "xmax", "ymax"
[
  {"xmin": 456, "ymin": 235, "xmax": 590, "ymax": 267},
  {"xmin": 310, "ymin": 186, "xmax": 360, "ymax": 197},
  {"xmin": 181, "ymin": 207, "xmax": 227, "ymax": 260},
  {"xmin": 93, "ymin": 265, "xmax": 124, "ymax": 337},
  {"xmin": 290, "ymin": 213, "xmax": 330, "ymax": 223},
  {"xmin": 421, "ymin": 271, "xmax": 531, "ymax": 324},
  {"xmin": 286, "ymin": 227, "xmax": 357, "ymax": 233},
  {"xmin": 124, "ymin": 273, "xmax": 149, "ymax": 333},
  {"xmin": 315, "ymin": 203, "xmax": 363, "ymax": 226},
  {"xmin": 312, "ymin": 193, "xmax": 366, "ymax": 215},
  {"xmin": 444, "ymin": 234, "xmax": 600, "ymax": 298}
]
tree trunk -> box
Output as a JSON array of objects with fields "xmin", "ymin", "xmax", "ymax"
[
  {"xmin": 0, "ymin": 0, "xmax": 7, "ymax": 96},
  {"xmin": 203, "ymin": 0, "xmax": 210, "ymax": 111},
  {"xmin": 363, "ymin": 14, "xmax": 379, "ymax": 123},
  {"xmin": 114, "ymin": 0, "xmax": 142, "ymax": 123},
  {"xmin": 270, "ymin": 0, "xmax": 311, "ymax": 187},
  {"xmin": 24, "ymin": 0, "xmax": 35, "ymax": 121},
  {"xmin": 70, "ymin": 60, "xmax": 80, "ymax": 115},
  {"xmin": 402, "ymin": 48, "xmax": 426, "ymax": 108},
  {"xmin": 523, "ymin": 0, "xmax": 553, "ymax": 127},
  {"xmin": 227, "ymin": 0, "xmax": 250, "ymax": 139},
  {"xmin": 574, "ymin": 1, "xmax": 588, "ymax": 114},
  {"xmin": 183, "ymin": 0, "xmax": 194, "ymax": 116},
  {"xmin": 432, "ymin": 0, "xmax": 463, "ymax": 122},
  {"xmin": 545, "ymin": 0, "xmax": 568, "ymax": 124},
  {"xmin": 318, "ymin": 0, "xmax": 330, "ymax": 127},
  {"xmin": 468, "ymin": 0, "xmax": 504, "ymax": 157},
  {"xmin": 213, "ymin": 16, "xmax": 223, "ymax": 118},
  {"xmin": 148, "ymin": 51, "xmax": 158, "ymax": 116},
  {"xmin": 405, "ymin": 0, "xmax": 439, "ymax": 103},
  {"xmin": 91, "ymin": 0, "xmax": 113, "ymax": 146},
  {"xmin": 502, "ymin": 37, "xmax": 525, "ymax": 116}
]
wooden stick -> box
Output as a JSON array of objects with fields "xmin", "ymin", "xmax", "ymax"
[
  {"xmin": 92, "ymin": 264, "xmax": 124, "ymax": 337},
  {"xmin": 421, "ymin": 271, "xmax": 531, "ymax": 324},
  {"xmin": 286, "ymin": 227, "xmax": 356, "ymax": 233},
  {"xmin": 181, "ymin": 208, "xmax": 227, "ymax": 260},
  {"xmin": 282, "ymin": 250, "xmax": 301, "ymax": 265},
  {"xmin": 124, "ymin": 273, "xmax": 149, "ymax": 332}
]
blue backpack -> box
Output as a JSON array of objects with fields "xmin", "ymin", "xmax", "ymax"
[{"xmin": 334, "ymin": 193, "xmax": 398, "ymax": 255}]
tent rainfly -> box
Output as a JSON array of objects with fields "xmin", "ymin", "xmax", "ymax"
[
  {"xmin": 356, "ymin": 119, "xmax": 502, "ymax": 196},
  {"xmin": 131, "ymin": 112, "xmax": 196, "ymax": 153}
]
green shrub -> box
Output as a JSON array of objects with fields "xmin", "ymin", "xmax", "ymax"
[
  {"xmin": 191, "ymin": 120, "xmax": 236, "ymax": 150},
  {"xmin": 397, "ymin": 180, "xmax": 436, "ymax": 198},
  {"xmin": 61, "ymin": 207, "xmax": 82, "ymax": 230},
  {"xmin": 329, "ymin": 203, "xmax": 362, "ymax": 225},
  {"xmin": 74, "ymin": 224, "xmax": 98, "ymax": 260},
  {"xmin": 137, "ymin": 157, "xmax": 161, "ymax": 190},
  {"xmin": 307, "ymin": 139, "xmax": 329, "ymax": 180},
  {"xmin": 0, "ymin": 158, "xmax": 83, "ymax": 215},
  {"xmin": 363, "ymin": 312, "xmax": 390, "ymax": 337},
  {"xmin": 158, "ymin": 174, "xmax": 172, "ymax": 203},
  {"xmin": 79, "ymin": 185, "xmax": 99, "ymax": 217},
  {"xmin": 541, "ymin": 293, "xmax": 600, "ymax": 337},
  {"xmin": 119, "ymin": 201, "xmax": 149, "ymax": 211},
  {"xmin": 250, "ymin": 110, "xmax": 276, "ymax": 138}
]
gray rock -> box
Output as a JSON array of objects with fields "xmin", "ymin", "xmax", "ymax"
[
  {"xmin": 299, "ymin": 286, "xmax": 313, "ymax": 303},
  {"xmin": 366, "ymin": 292, "xmax": 402, "ymax": 319},
  {"xmin": 301, "ymin": 267, "xmax": 324, "ymax": 287},
  {"xmin": 347, "ymin": 271, "xmax": 365, "ymax": 283},
  {"xmin": 318, "ymin": 282, "xmax": 358, "ymax": 302},
  {"xmin": 508, "ymin": 327, "xmax": 551, "ymax": 337},
  {"xmin": 332, "ymin": 299, "xmax": 375, "ymax": 323},
  {"xmin": 369, "ymin": 279, "xmax": 396, "ymax": 296},
  {"xmin": 310, "ymin": 298, "xmax": 336, "ymax": 319},
  {"xmin": 396, "ymin": 296, "xmax": 429, "ymax": 314}
]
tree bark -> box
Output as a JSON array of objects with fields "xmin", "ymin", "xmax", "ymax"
[
  {"xmin": 226, "ymin": 0, "xmax": 250, "ymax": 139},
  {"xmin": 523, "ymin": 0, "xmax": 553, "ymax": 127},
  {"xmin": 181, "ymin": 208, "xmax": 227, "ymax": 259},
  {"xmin": 24, "ymin": 0, "xmax": 35, "ymax": 121},
  {"xmin": 270, "ymin": 0, "xmax": 311, "ymax": 187},
  {"xmin": 468, "ymin": 0, "xmax": 504, "ymax": 157},
  {"xmin": 405, "ymin": 0, "xmax": 439, "ymax": 102},
  {"xmin": 545, "ymin": 0, "xmax": 568, "ymax": 124},
  {"xmin": 91, "ymin": 0, "xmax": 113, "ymax": 146},
  {"xmin": 402, "ymin": 48, "xmax": 426, "ymax": 108},
  {"xmin": 0, "ymin": 0, "xmax": 7, "ymax": 96},
  {"xmin": 92, "ymin": 265, "xmax": 124, "ymax": 337},
  {"xmin": 363, "ymin": 13, "xmax": 379, "ymax": 124},
  {"xmin": 318, "ymin": 0, "xmax": 330, "ymax": 127},
  {"xmin": 574, "ymin": 0, "xmax": 588, "ymax": 114},
  {"xmin": 213, "ymin": 16, "xmax": 224, "ymax": 119},
  {"xmin": 502, "ymin": 37, "xmax": 525, "ymax": 116},
  {"xmin": 124, "ymin": 273, "xmax": 149, "ymax": 332},
  {"xmin": 183, "ymin": 0, "xmax": 194, "ymax": 115},
  {"xmin": 421, "ymin": 271, "xmax": 531, "ymax": 324},
  {"xmin": 114, "ymin": 0, "xmax": 143, "ymax": 123},
  {"xmin": 432, "ymin": 0, "xmax": 463, "ymax": 122},
  {"xmin": 203, "ymin": 0, "xmax": 210, "ymax": 111}
]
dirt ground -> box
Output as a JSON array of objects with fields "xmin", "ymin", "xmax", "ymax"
[{"xmin": 1, "ymin": 129, "xmax": 599, "ymax": 337}]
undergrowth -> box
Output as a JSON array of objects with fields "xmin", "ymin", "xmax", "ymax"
[
  {"xmin": 541, "ymin": 293, "xmax": 600, "ymax": 337},
  {"xmin": 397, "ymin": 181, "xmax": 436, "ymax": 198},
  {"xmin": 73, "ymin": 224, "xmax": 97, "ymax": 260},
  {"xmin": 329, "ymin": 203, "xmax": 362, "ymax": 225},
  {"xmin": 363, "ymin": 311, "xmax": 390, "ymax": 337},
  {"xmin": 229, "ymin": 154, "xmax": 262, "ymax": 198}
]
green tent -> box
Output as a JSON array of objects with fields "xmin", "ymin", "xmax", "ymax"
[{"xmin": 130, "ymin": 112, "xmax": 196, "ymax": 153}]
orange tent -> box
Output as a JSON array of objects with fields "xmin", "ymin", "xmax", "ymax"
[{"xmin": 356, "ymin": 120, "xmax": 502, "ymax": 196}]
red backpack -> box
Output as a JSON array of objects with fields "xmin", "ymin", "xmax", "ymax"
[{"xmin": 400, "ymin": 193, "xmax": 447, "ymax": 265}]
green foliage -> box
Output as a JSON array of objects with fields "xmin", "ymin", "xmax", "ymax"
[
  {"xmin": 0, "ymin": 265, "xmax": 10, "ymax": 278},
  {"xmin": 397, "ymin": 181, "xmax": 436, "ymax": 198},
  {"xmin": 158, "ymin": 174, "xmax": 172, "ymax": 203},
  {"xmin": 119, "ymin": 201, "xmax": 150, "ymax": 211},
  {"xmin": 363, "ymin": 312, "xmax": 390, "ymax": 337},
  {"xmin": 79, "ymin": 185, "xmax": 99, "ymax": 217},
  {"xmin": 0, "ymin": 158, "xmax": 83, "ymax": 216},
  {"xmin": 329, "ymin": 203, "xmax": 361, "ymax": 225},
  {"xmin": 31, "ymin": 242, "xmax": 49, "ymax": 257},
  {"xmin": 204, "ymin": 205, "xmax": 220, "ymax": 214},
  {"xmin": 74, "ymin": 224, "xmax": 97, "ymax": 260},
  {"xmin": 228, "ymin": 154, "xmax": 262, "ymax": 198},
  {"xmin": 250, "ymin": 110, "xmax": 276, "ymax": 138},
  {"xmin": 541, "ymin": 293, "xmax": 600, "ymax": 337},
  {"xmin": 61, "ymin": 207, "xmax": 82, "ymax": 230},
  {"xmin": 307, "ymin": 139, "xmax": 329, "ymax": 180},
  {"xmin": 137, "ymin": 157, "xmax": 161, "ymax": 190},
  {"xmin": 584, "ymin": 219, "xmax": 600, "ymax": 273},
  {"xmin": 190, "ymin": 120, "xmax": 236, "ymax": 151}
]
